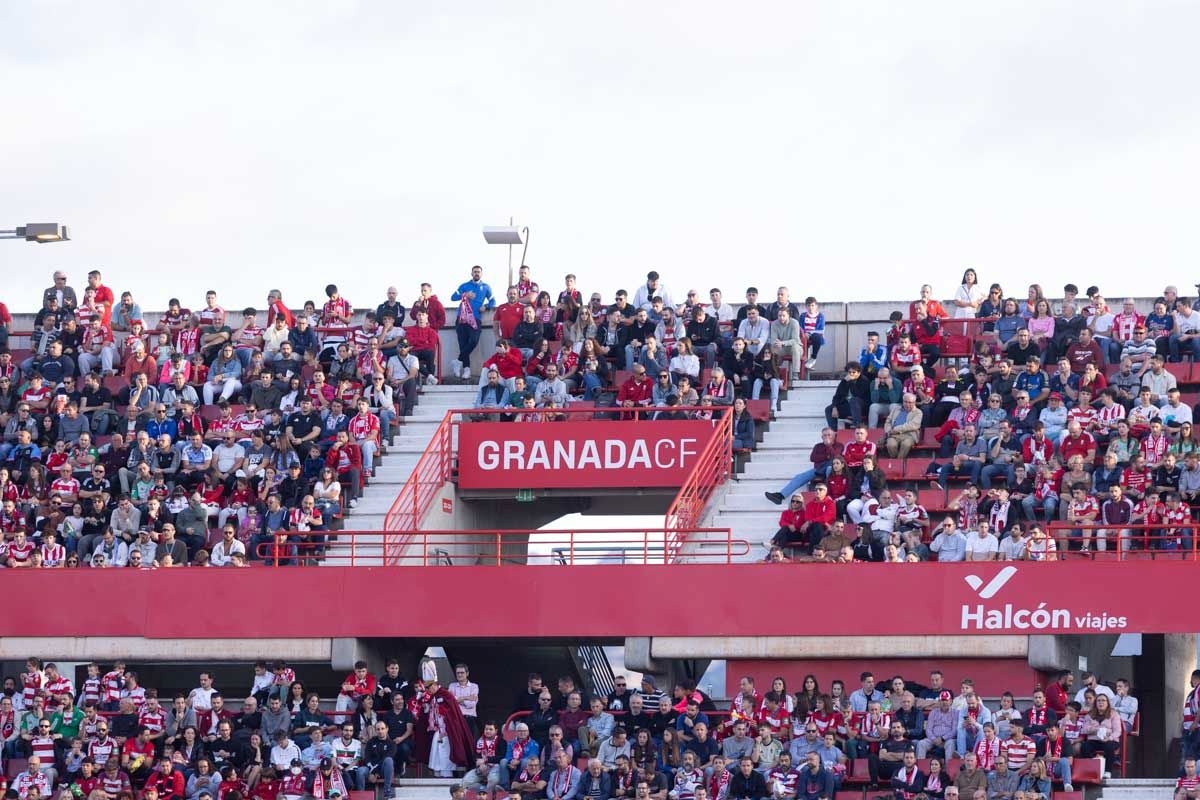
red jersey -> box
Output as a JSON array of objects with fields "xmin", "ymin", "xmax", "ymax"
[
  {"xmin": 175, "ymin": 326, "xmax": 202, "ymax": 356},
  {"xmin": 494, "ymin": 302, "xmax": 525, "ymax": 339},
  {"xmin": 891, "ymin": 345, "xmax": 922, "ymax": 371},
  {"xmin": 1122, "ymin": 468, "xmax": 1152, "ymax": 495},
  {"xmin": 347, "ymin": 412, "xmax": 380, "ymax": 444},
  {"xmin": 843, "ymin": 440, "xmax": 876, "ymax": 469},
  {"xmin": 160, "ymin": 308, "xmax": 192, "ymax": 330},
  {"xmin": 339, "ymin": 672, "xmax": 377, "ymax": 700},
  {"xmin": 1059, "ymin": 432, "xmax": 1095, "ymax": 461}
]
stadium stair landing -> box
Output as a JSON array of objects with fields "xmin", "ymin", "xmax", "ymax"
[
  {"xmin": 701, "ymin": 380, "xmax": 837, "ymax": 561},
  {"xmin": 321, "ymin": 383, "xmax": 477, "ymax": 565}
]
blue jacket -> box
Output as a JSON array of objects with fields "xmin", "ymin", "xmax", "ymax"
[
  {"xmin": 576, "ymin": 770, "xmax": 611, "ymax": 799},
  {"xmin": 503, "ymin": 737, "xmax": 540, "ymax": 764},
  {"xmin": 288, "ymin": 326, "xmax": 320, "ymax": 358},
  {"xmin": 733, "ymin": 413, "xmax": 755, "ymax": 444},
  {"xmin": 452, "ymin": 279, "xmax": 495, "ymax": 320}
]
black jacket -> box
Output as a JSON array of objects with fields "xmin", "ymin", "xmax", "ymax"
[
  {"xmin": 685, "ymin": 317, "xmax": 719, "ymax": 348},
  {"xmin": 729, "ymin": 768, "xmax": 768, "ymax": 799}
]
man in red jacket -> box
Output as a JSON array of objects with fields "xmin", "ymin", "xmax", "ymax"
[
  {"xmin": 480, "ymin": 340, "xmax": 524, "ymax": 391},
  {"xmin": 410, "ymin": 283, "xmax": 447, "ymax": 330},
  {"xmin": 404, "ymin": 311, "xmax": 441, "ymax": 383},
  {"xmin": 800, "ymin": 483, "xmax": 838, "ymax": 552},
  {"xmin": 617, "ymin": 366, "xmax": 653, "ymax": 418},
  {"xmin": 325, "ymin": 431, "xmax": 364, "ymax": 507},
  {"xmin": 1045, "ymin": 671, "xmax": 1073, "ymax": 716},
  {"xmin": 144, "ymin": 756, "xmax": 185, "ymax": 800}
]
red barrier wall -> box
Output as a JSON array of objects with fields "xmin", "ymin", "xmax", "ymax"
[{"xmin": 0, "ymin": 561, "xmax": 1195, "ymax": 639}]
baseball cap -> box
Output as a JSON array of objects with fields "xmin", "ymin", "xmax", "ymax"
[
  {"xmin": 938, "ymin": 690, "xmax": 953, "ymax": 701},
  {"xmin": 1049, "ymin": 392, "xmax": 1063, "ymax": 401}
]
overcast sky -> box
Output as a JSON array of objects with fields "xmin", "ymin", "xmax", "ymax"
[{"xmin": 4, "ymin": 1, "xmax": 1199, "ymax": 314}]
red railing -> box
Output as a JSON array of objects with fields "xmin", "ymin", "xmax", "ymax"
[
  {"xmin": 381, "ymin": 405, "xmax": 735, "ymax": 566},
  {"xmin": 1044, "ymin": 522, "xmax": 1200, "ymax": 559},
  {"xmin": 663, "ymin": 408, "xmax": 733, "ymax": 560},
  {"xmin": 257, "ymin": 527, "xmax": 745, "ymax": 567}
]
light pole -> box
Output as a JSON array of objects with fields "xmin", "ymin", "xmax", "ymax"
[
  {"xmin": 0, "ymin": 223, "xmax": 70, "ymax": 243},
  {"xmin": 482, "ymin": 219, "xmax": 528, "ymax": 290}
]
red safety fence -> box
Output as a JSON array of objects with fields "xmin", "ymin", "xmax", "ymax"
[
  {"xmin": 1044, "ymin": 522, "xmax": 1200, "ymax": 559},
  {"xmin": 255, "ymin": 527, "xmax": 746, "ymax": 567}
]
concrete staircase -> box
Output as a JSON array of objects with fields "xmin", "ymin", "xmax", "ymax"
[
  {"xmin": 702, "ymin": 380, "xmax": 836, "ymax": 561},
  {"xmin": 321, "ymin": 383, "xmax": 477, "ymax": 565},
  {"xmin": 1098, "ymin": 778, "xmax": 1175, "ymax": 798},
  {"xmin": 392, "ymin": 777, "xmax": 460, "ymax": 798}
]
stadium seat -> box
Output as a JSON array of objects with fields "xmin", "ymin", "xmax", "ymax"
[
  {"xmin": 941, "ymin": 333, "xmax": 971, "ymax": 358},
  {"xmin": 1071, "ymin": 756, "xmax": 1104, "ymax": 784},
  {"xmin": 878, "ymin": 457, "xmax": 904, "ymax": 480},
  {"xmin": 846, "ymin": 758, "xmax": 871, "ymax": 785},
  {"xmin": 1166, "ymin": 362, "xmax": 1191, "ymax": 383},
  {"xmin": 918, "ymin": 487, "xmax": 949, "ymax": 512},
  {"xmin": 746, "ymin": 399, "xmax": 772, "ymax": 421},
  {"xmin": 904, "ymin": 458, "xmax": 935, "ymax": 480}
]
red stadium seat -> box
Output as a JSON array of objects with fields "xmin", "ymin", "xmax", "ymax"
[
  {"xmin": 918, "ymin": 487, "xmax": 949, "ymax": 512},
  {"xmin": 941, "ymin": 333, "xmax": 971, "ymax": 358},
  {"xmin": 1162, "ymin": 362, "xmax": 1191, "ymax": 385},
  {"xmin": 1070, "ymin": 756, "xmax": 1104, "ymax": 784},
  {"xmin": 903, "ymin": 458, "xmax": 935, "ymax": 480},
  {"xmin": 878, "ymin": 458, "xmax": 904, "ymax": 480},
  {"xmin": 746, "ymin": 399, "xmax": 772, "ymax": 421}
]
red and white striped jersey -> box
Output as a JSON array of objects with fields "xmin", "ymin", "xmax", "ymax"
[
  {"xmin": 29, "ymin": 734, "xmax": 57, "ymax": 762},
  {"xmin": 138, "ymin": 707, "xmax": 166, "ymax": 734},
  {"xmin": 102, "ymin": 670, "xmax": 125, "ymax": 703},
  {"xmin": 1000, "ymin": 736, "xmax": 1037, "ymax": 771},
  {"xmin": 89, "ymin": 736, "xmax": 118, "ymax": 766},
  {"xmin": 21, "ymin": 670, "xmax": 44, "ymax": 708},
  {"xmin": 81, "ymin": 677, "xmax": 103, "ymax": 706}
]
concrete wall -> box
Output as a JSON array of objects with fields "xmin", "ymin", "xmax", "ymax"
[
  {"xmin": 648, "ymin": 635, "xmax": 1029, "ymax": 660},
  {"xmin": 0, "ymin": 636, "xmax": 333, "ymax": 661}
]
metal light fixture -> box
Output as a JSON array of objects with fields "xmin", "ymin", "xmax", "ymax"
[
  {"xmin": 482, "ymin": 219, "xmax": 529, "ymax": 290},
  {"xmin": 0, "ymin": 223, "xmax": 70, "ymax": 243}
]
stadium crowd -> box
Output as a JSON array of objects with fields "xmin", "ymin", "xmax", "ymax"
[
  {"xmin": 0, "ymin": 657, "xmax": 1160, "ymax": 800},
  {"xmin": 0, "ymin": 266, "xmax": 831, "ymax": 569},
  {"xmin": 764, "ymin": 276, "xmax": 1200, "ymax": 564}
]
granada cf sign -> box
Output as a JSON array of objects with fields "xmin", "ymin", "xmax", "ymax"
[{"xmin": 457, "ymin": 420, "xmax": 712, "ymax": 489}]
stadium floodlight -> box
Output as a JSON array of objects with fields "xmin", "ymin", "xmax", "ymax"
[
  {"xmin": 482, "ymin": 220, "xmax": 529, "ymax": 290},
  {"xmin": 0, "ymin": 223, "xmax": 70, "ymax": 243}
]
